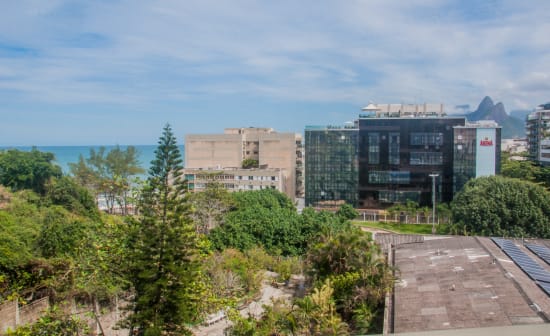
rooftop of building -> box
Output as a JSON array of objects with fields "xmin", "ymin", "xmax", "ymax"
[
  {"xmin": 305, "ymin": 124, "xmax": 358, "ymax": 131},
  {"xmin": 224, "ymin": 127, "xmax": 275, "ymax": 135},
  {"xmin": 389, "ymin": 235, "xmax": 550, "ymax": 334},
  {"xmin": 360, "ymin": 103, "xmax": 446, "ymax": 118}
]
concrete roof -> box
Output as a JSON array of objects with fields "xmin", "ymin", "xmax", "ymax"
[{"xmin": 392, "ymin": 236, "xmax": 549, "ymax": 334}]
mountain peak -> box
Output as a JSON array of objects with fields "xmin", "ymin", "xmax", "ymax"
[
  {"xmin": 466, "ymin": 97, "xmax": 524, "ymax": 138},
  {"xmin": 478, "ymin": 96, "xmax": 494, "ymax": 111}
]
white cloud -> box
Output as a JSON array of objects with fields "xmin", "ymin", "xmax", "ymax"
[{"xmin": 1, "ymin": 0, "xmax": 550, "ymax": 116}]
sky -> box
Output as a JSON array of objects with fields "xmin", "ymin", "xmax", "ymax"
[{"xmin": 1, "ymin": 0, "xmax": 550, "ymax": 146}]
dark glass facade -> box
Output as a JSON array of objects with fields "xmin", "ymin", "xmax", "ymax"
[
  {"xmin": 305, "ymin": 127, "xmax": 359, "ymax": 206},
  {"xmin": 358, "ymin": 117, "xmax": 465, "ymax": 207}
]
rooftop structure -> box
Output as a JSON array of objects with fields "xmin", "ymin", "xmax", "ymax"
[
  {"xmin": 361, "ymin": 103, "xmax": 446, "ymax": 118},
  {"xmin": 390, "ymin": 236, "xmax": 550, "ymax": 334}
]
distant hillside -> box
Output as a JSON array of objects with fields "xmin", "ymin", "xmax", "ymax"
[
  {"xmin": 510, "ymin": 109, "xmax": 531, "ymax": 121},
  {"xmin": 465, "ymin": 96, "xmax": 525, "ymax": 138}
]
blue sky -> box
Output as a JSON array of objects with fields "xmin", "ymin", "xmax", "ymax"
[{"xmin": 1, "ymin": 0, "xmax": 549, "ymax": 145}]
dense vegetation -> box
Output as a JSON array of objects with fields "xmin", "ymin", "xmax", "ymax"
[
  {"xmin": 1, "ymin": 128, "xmax": 392, "ymax": 335},
  {"xmin": 500, "ymin": 151, "xmax": 550, "ymax": 189},
  {"xmin": 451, "ymin": 175, "xmax": 550, "ymax": 238}
]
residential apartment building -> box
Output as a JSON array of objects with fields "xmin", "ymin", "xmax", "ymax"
[
  {"xmin": 184, "ymin": 127, "xmax": 303, "ymax": 200},
  {"xmin": 304, "ymin": 103, "xmax": 501, "ymax": 208},
  {"xmin": 183, "ymin": 168, "xmax": 283, "ymax": 193},
  {"xmin": 526, "ymin": 103, "xmax": 550, "ymax": 166},
  {"xmin": 453, "ymin": 121, "xmax": 502, "ymax": 193},
  {"xmin": 304, "ymin": 124, "xmax": 359, "ymax": 207}
]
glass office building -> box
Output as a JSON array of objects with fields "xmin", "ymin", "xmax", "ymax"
[
  {"xmin": 304, "ymin": 104, "xmax": 500, "ymax": 209},
  {"xmin": 305, "ymin": 125, "xmax": 359, "ymax": 207},
  {"xmin": 358, "ymin": 115, "xmax": 466, "ymax": 207}
]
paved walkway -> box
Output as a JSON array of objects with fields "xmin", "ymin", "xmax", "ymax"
[{"xmin": 193, "ymin": 274, "xmax": 299, "ymax": 336}]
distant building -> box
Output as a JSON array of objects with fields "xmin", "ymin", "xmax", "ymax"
[
  {"xmin": 526, "ymin": 103, "xmax": 550, "ymax": 166},
  {"xmin": 453, "ymin": 121, "xmax": 502, "ymax": 194},
  {"xmin": 501, "ymin": 138, "xmax": 528, "ymax": 154},
  {"xmin": 184, "ymin": 127, "xmax": 303, "ymax": 199},
  {"xmin": 304, "ymin": 124, "xmax": 359, "ymax": 207},
  {"xmin": 304, "ymin": 103, "xmax": 501, "ymax": 208}
]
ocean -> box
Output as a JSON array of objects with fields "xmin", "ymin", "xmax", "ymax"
[{"xmin": 0, "ymin": 145, "xmax": 185, "ymax": 176}]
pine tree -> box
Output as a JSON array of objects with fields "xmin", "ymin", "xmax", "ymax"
[{"xmin": 127, "ymin": 124, "xmax": 206, "ymax": 336}]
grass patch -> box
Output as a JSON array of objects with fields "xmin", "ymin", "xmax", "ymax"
[{"xmin": 354, "ymin": 221, "xmax": 449, "ymax": 235}]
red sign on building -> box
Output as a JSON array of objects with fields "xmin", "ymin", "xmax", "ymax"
[{"xmin": 480, "ymin": 137, "xmax": 493, "ymax": 146}]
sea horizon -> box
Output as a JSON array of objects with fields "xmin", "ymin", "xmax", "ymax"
[{"xmin": 0, "ymin": 144, "xmax": 185, "ymax": 175}]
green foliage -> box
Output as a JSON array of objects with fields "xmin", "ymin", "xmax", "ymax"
[
  {"xmin": 37, "ymin": 206, "xmax": 86, "ymax": 258},
  {"xmin": 241, "ymin": 158, "xmax": 259, "ymax": 169},
  {"xmin": 387, "ymin": 200, "xmax": 430, "ymax": 217},
  {"xmin": 231, "ymin": 188, "xmax": 295, "ymax": 211},
  {"xmin": 500, "ymin": 152, "xmax": 550, "ymax": 190},
  {"xmin": 206, "ymin": 248, "xmax": 264, "ymax": 301},
  {"xmin": 451, "ymin": 176, "xmax": 550, "ymax": 238},
  {"xmin": 227, "ymin": 279, "xmax": 349, "ymax": 336},
  {"xmin": 6, "ymin": 307, "xmax": 90, "ymax": 335},
  {"xmin": 188, "ymin": 182, "xmax": 234, "ymax": 234},
  {"xmin": 0, "ymin": 192, "xmax": 42, "ymax": 270},
  {"xmin": 0, "ymin": 149, "xmax": 62, "ymax": 194},
  {"xmin": 44, "ymin": 176, "xmax": 99, "ymax": 219},
  {"xmin": 209, "ymin": 190, "xmax": 349, "ymax": 256},
  {"xmin": 69, "ymin": 145, "xmax": 144, "ymax": 214},
  {"xmin": 306, "ymin": 229, "xmax": 392, "ymax": 333},
  {"xmin": 335, "ymin": 204, "xmax": 359, "ymax": 220},
  {"xmin": 126, "ymin": 124, "xmax": 210, "ymax": 335},
  {"xmin": 0, "ymin": 187, "xmax": 128, "ymax": 305}
]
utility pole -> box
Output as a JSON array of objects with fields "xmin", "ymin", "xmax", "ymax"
[{"xmin": 429, "ymin": 173, "xmax": 439, "ymax": 234}]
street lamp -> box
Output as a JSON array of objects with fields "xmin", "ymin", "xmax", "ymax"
[{"xmin": 429, "ymin": 173, "xmax": 439, "ymax": 234}]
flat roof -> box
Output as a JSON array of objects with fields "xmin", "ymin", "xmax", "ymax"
[{"xmin": 392, "ymin": 236, "xmax": 549, "ymax": 334}]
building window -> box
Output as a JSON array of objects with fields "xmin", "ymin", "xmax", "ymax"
[
  {"xmin": 368, "ymin": 171, "xmax": 410, "ymax": 184},
  {"xmin": 368, "ymin": 133, "xmax": 380, "ymax": 164},
  {"xmin": 389, "ymin": 132, "xmax": 400, "ymax": 165},
  {"xmin": 410, "ymin": 132, "xmax": 444, "ymax": 146},
  {"xmin": 410, "ymin": 152, "xmax": 443, "ymax": 165}
]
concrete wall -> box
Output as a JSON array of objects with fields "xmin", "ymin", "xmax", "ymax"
[
  {"xmin": 185, "ymin": 134, "xmax": 243, "ymax": 169},
  {"xmin": 259, "ymin": 133, "xmax": 297, "ymax": 199},
  {"xmin": 0, "ymin": 298, "xmax": 128, "ymax": 336}
]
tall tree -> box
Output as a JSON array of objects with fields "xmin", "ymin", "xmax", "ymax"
[
  {"xmin": 127, "ymin": 124, "xmax": 207, "ymax": 335},
  {"xmin": 69, "ymin": 146, "xmax": 144, "ymax": 214},
  {"xmin": 187, "ymin": 181, "xmax": 234, "ymax": 234}
]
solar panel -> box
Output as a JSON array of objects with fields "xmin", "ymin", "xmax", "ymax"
[
  {"xmin": 525, "ymin": 243, "xmax": 550, "ymax": 266},
  {"xmin": 538, "ymin": 282, "xmax": 550, "ymax": 296},
  {"xmin": 492, "ymin": 238, "xmax": 550, "ymax": 296}
]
